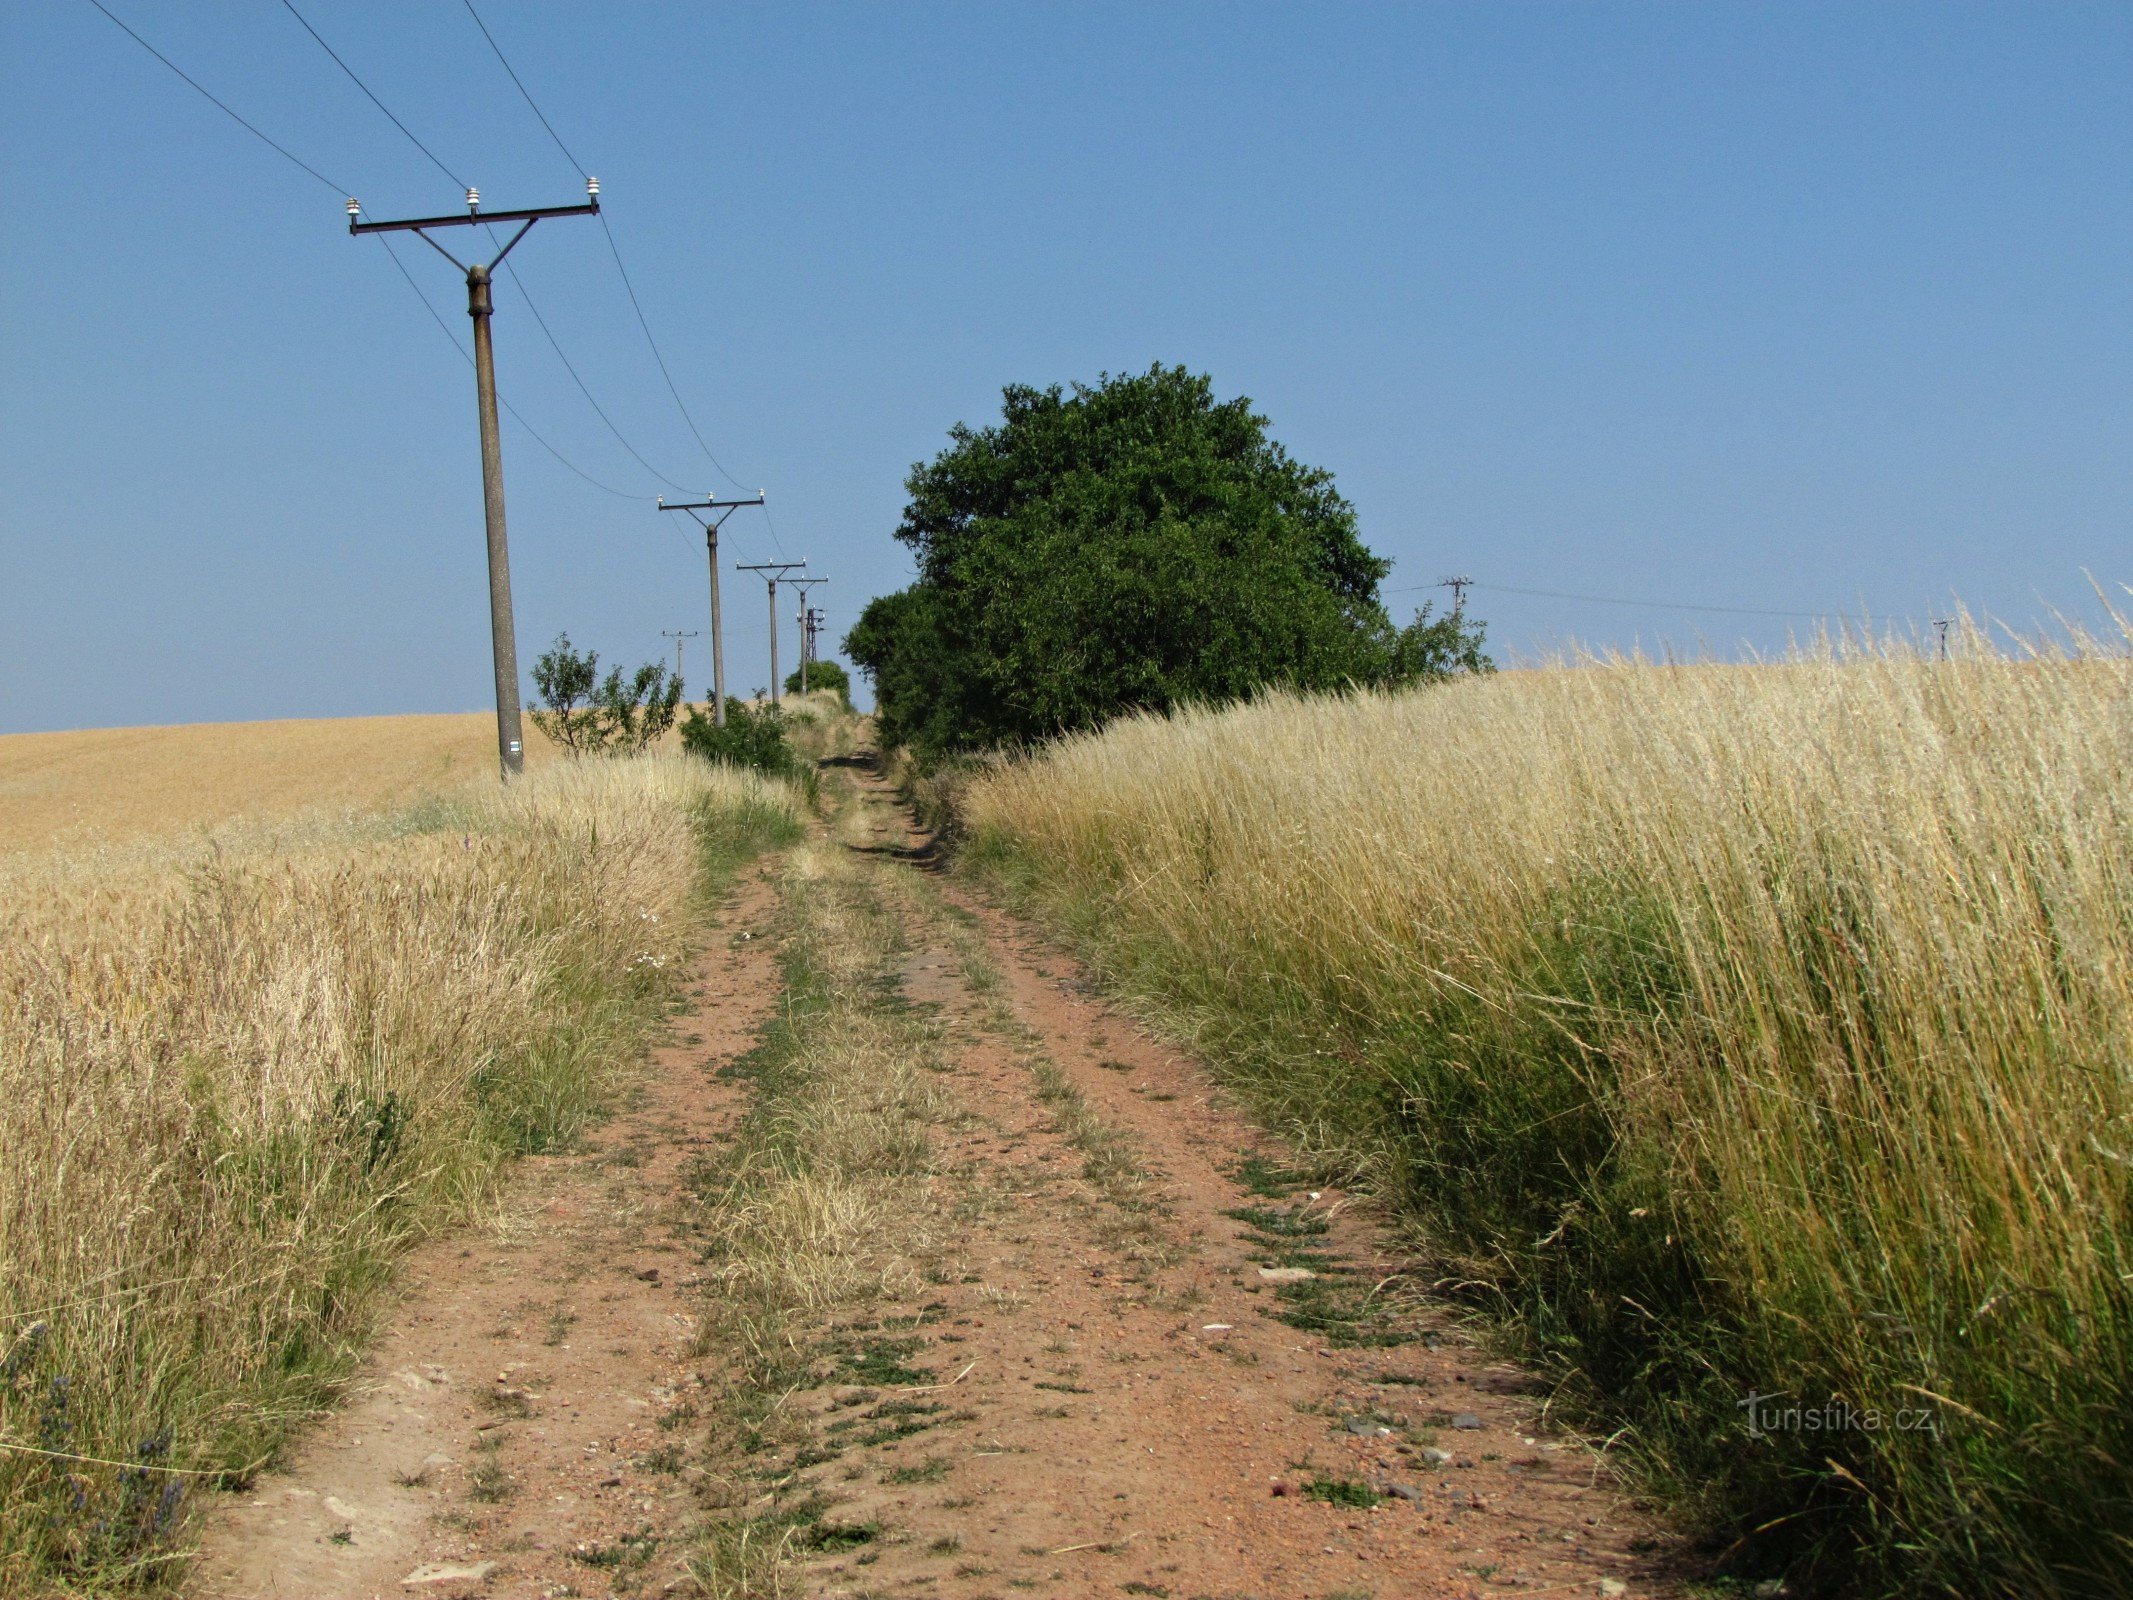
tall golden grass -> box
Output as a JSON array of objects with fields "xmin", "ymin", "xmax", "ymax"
[
  {"xmin": 960, "ymin": 628, "xmax": 2133, "ymax": 1596},
  {"xmin": 0, "ymin": 753, "xmax": 801, "ymax": 1591}
]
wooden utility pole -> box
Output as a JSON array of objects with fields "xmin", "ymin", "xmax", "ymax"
[
  {"xmin": 349, "ymin": 180, "xmax": 601, "ymax": 779},
  {"xmin": 657, "ymin": 494, "xmax": 766, "ymax": 726},
  {"xmin": 737, "ymin": 562, "xmax": 806, "ymax": 705},
  {"xmin": 1439, "ymin": 575, "xmax": 1474, "ymax": 617}
]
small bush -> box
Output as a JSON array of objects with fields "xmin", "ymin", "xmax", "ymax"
[
  {"xmin": 680, "ymin": 698, "xmax": 802, "ymax": 779},
  {"xmin": 784, "ymin": 659, "xmax": 851, "ymax": 707},
  {"xmin": 530, "ymin": 634, "xmax": 683, "ymax": 755}
]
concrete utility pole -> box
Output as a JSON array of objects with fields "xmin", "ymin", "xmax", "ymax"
[
  {"xmin": 657, "ymin": 494, "xmax": 766, "ymax": 726},
  {"xmin": 661, "ymin": 629, "xmax": 700, "ymax": 687},
  {"xmin": 1439, "ymin": 575, "xmax": 1474, "ymax": 617},
  {"xmin": 349, "ymin": 179, "xmax": 601, "ymax": 780},
  {"xmin": 788, "ymin": 576, "xmax": 827, "ymax": 695},
  {"xmin": 737, "ymin": 562, "xmax": 806, "ymax": 705}
]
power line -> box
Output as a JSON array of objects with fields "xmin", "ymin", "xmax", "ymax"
[
  {"xmin": 1386, "ymin": 579, "xmax": 1841, "ymax": 621},
  {"xmin": 272, "ymin": 0, "xmax": 700, "ymax": 500},
  {"xmin": 86, "ymin": 0, "xmax": 766, "ymax": 542},
  {"xmin": 454, "ymin": 0, "xmax": 769, "ymax": 510},
  {"xmin": 597, "ymin": 215, "xmax": 757, "ymax": 497},
  {"xmin": 496, "ymin": 256, "xmax": 692, "ymax": 493},
  {"xmin": 458, "ymin": 0, "xmax": 588, "ymax": 176},
  {"xmin": 83, "ymin": 0, "xmax": 349, "ymax": 195},
  {"xmin": 377, "ymin": 237, "xmax": 644, "ymax": 501},
  {"xmin": 276, "ymin": 0, "xmax": 464, "ymax": 190}
]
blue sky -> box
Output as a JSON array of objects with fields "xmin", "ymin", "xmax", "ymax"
[{"xmin": 2, "ymin": 2, "xmax": 2127, "ymax": 732}]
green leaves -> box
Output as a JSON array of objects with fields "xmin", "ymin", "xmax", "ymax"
[
  {"xmin": 529, "ymin": 634, "xmax": 684, "ymax": 755},
  {"xmin": 784, "ymin": 659, "xmax": 851, "ymax": 706},
  {"xmin": 846, "ymin": 364, "xmax": 1490, "ymax": 754},
  {"xmin": 678, "ymin": 698, "xmax": 803, "ymax": 778}
]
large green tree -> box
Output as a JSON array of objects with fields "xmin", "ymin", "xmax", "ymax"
[{"xmin": 846, "ymin": 364, "xmax": 1486, "ymax": 753}]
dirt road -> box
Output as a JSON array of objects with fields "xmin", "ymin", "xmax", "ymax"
[{"xmin": 192, "ymin": 756, "xmax": 1677, "ymax": 1599}]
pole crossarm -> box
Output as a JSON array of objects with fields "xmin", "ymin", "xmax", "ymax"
[
  {"xmin": 660, "ymin": 497, "xmax": 765, "ymax": 728},
  {"xmin": 349, "ymin": 198, "xmax": 599, "ymax": 235},
  {"xmin": 657, "ymin": 492, "xmax": 765, "ymax": 531}
]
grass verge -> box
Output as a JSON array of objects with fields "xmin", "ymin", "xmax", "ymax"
[
  {"xmin": 682, "ymin": 833, "xmax": 958, "ymax": 1598},
  {"xmin": 0, "ymin": 755, "xmax": 801, "ymax": 1593},
  {"xmin": 957, "ymin": 638, "xmax": 2133, "ymax": 1599}
]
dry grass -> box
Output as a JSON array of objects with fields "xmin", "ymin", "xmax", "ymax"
[
  {"xmin": 695, "ymin": 840, "xmax": 950, "ymax": 1323},
  {"xmin": 0, "ymin": 750, "xmax": 801, "ymax": 1592},
  {"xmin": 684, "ymin": 819, "xmax": 956, "ymax": 1598},
  {"xmin": 960, "ymin": 623, "xmax": 2133, "ymax": 1597}
]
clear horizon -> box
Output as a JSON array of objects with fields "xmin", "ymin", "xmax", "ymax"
[{"xmin": 3, "ymin": 2, "xmax": 2127, "ymax": 734}]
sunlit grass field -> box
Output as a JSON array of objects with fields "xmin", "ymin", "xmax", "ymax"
[
  {"xmin": 0, "ymin": 723, "xmax": 801, "ymax": 1592},
  {"xmin": 961, "ymin": 630, "xmax": 2133, "ymax": 1597}
]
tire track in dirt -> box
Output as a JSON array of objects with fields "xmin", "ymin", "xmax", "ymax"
[
  {"xmin": 188, "ymin": 750, "xmax": 1686, "ymax": 1600},
  {"xmin": 190, "ymin": 866, "xmax": 785, "ymax": 1599},
  {"xmin": 761, "ymin": 761, "xmax": 1683, "ymax": 1599}
]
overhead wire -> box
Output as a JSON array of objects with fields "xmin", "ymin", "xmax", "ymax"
[
  {"xmin": 456, "ymin": 0, "xmax": 784, "ymax": 546},
  {"xmin": 376, "ymin": 238, "xmax": 644, "ymax": 500},
  {"xmin": 456, "ymin": 0, "xmax": 588, "ymax": 175},
  {"xmin": 81, "ymin": 1, "xmax": 657, "ymax": 502},
  {"xmin": 83, "ymin": 0, "xmax": 350, "ymax": 196},
  {"xmin": 276, "ymin": 0, "xmax": 465, "ymax": 191},
  {"xmin": 496, "ymin": 254, "xmax": 693, "ymax": 493},
  {"xmin": 273, "ymin": 0, "xmax": 720, "ymax": 507},
  {"xmin": 1385, "ymin": 578, "xmax": 1843, "ymax": 621},
  {"xmin": 93, "ymin": 0, "xmax": 786, "ymax": 560}
]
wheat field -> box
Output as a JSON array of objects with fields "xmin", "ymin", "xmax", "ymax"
[
  {"xmin": 961, "ymin": 630, "xmax": 2133, "ymax": 1597},
  {"xmin": 0, "ymin": 712, "xmax": 561, "ymax": 857},
  {"xmin": 0, "ymin": 727, "xmax": 800, "ymax": 1591}
]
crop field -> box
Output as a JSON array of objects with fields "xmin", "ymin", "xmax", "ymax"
[
  {"xmin": 0, "ymin": 712, "xmax": 569, "ymax": 858},
  {"xmin": 0, "ymin": 730, "xmax": 801, "ymax": 1590},
  {"xmin": 960, "ymin": 634, "xmax": 2133, "ymax": 1596}
]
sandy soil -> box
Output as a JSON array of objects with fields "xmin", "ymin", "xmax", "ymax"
[{"xmin": 187, "ymin": 755, "xmax": 1683, "ymax": 1600}]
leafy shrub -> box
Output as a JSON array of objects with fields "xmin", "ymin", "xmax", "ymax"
[
  {"xmin": 530, "ymin": 634, "xmax": 683, "ymax": 755},
  {"xmin": 679, "ymin": 698, "xmax": 801, "ymax": 779},
  {"xmin": 783, "ymin": 659, "xmax": 851, "ymax": 706}
]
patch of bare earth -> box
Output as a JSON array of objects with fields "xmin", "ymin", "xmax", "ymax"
[{"xmin": 189, "ymin": 868, "xmax": 785, "ymax": 1600}]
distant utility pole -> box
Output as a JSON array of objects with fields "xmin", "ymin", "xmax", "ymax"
[
  {"xmin": 1439, "ymin": 575, "xmax": 1473, "ymax": 617},
  {"xmin": 1933, "ymin": 617, "xmax": 1952, "ymax": 661},
  {"xmin": 788, "ymin": 576, "xmax": 827, "ymax": 695},
  {"xmin": 656, "ymin": 493, "xmax": 766, "ymax": 726},
  {"xmin": 803, "ymin": 605, "xmax": 826, "ymax": 674},
  {"xmin": 349, "ymin": 179, "xmax": 602, "ymax": 780},
  {"xmin": 737, "ymin": 562, "xmax": 807, "ymax": 705},
  {"xmin": 661, "ymin": 629, "xmax": 700, "ymax": 686}
]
